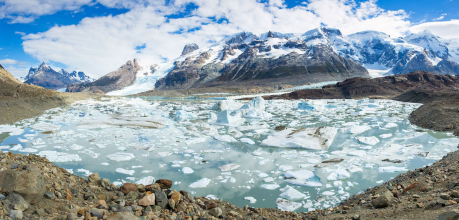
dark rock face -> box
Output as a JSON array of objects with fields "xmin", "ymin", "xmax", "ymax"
[
  {"xmin": 0, "ymin": 64, "xmax": 3, "ymax": 69},
  {"xmin": 265, "ymin": 71, "xmax": 459, "ymax": 100},
  {"xmin": 67, "ymin": 59, "xmax": 141, "ymax": 93},
  {"xmin": 24, "ymin": 62, "xmax": 92, "ymax": 90},
  {"xmin": 181, "ymin": 43, "xmax": 199, "ymax": 56}
]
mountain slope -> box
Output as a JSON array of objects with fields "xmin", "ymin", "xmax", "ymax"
[
  {"xmin": 24, "ymin": 62, "xmax": 93, "ymax": 90},
  {"xmin": 154, "ymin": 32, "xmax": 369, "ymax": 90},
  {"xmin": 67, "ymin": 59, "xmax": 142, "ymax": 94}
]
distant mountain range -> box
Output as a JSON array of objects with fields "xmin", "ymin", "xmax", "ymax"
[
  {"xmin": 24, "ymin": 62, "xmax": 93, "ymax": 90},
  {"xmin": 57, "ymin": 27, "xmax": 459, "ymax": 95},
  {"xmin": 100, "ymin": 27, "xmax": 459, "ymax": 95}
]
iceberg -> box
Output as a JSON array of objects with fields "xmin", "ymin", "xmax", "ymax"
[
  {"xmin": 261, "ymin": 127, "xmax": 338, "ymax": 150},
  {"xmin": 38, "ymin": 151, "xmax": 81, "ymax": 162},
  {"xmin": 106, "ymin": 152, "xmax": 135, "ymax": 162},
  {"xmin": 279, "ymin": 186, "xmax": 307, "ymax": 200}
]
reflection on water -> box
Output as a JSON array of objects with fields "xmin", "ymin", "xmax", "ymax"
[{"xmin": 0, "ymin": 97, "xmax": 458, "ymax": 212}]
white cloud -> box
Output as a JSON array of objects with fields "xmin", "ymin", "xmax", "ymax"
[
  {"xmin": 433, "ymin": 13, "xmax": 447, "ymax": 21},
  {"xmin": 410, "ymin": 20, "xmax": 459, "ymax": 39},
  {"xmin": 14, "ymin": 0, "xmax": 428, "ymax": 78},
  {"xmin": 0, "ymin": 0, "xmax": 166, "ymax": 23},
  {"xmin": 0, "ymin": 59, "xmax": 28, "ymax": 65}
]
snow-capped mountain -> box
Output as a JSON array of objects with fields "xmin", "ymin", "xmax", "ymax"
[
  {"xmin": 107, "ymin": 28, "xmax": 459, "ymax": 95},
  {"xmin": 67, "ymin": 59, "xmax": 141, "ymax": 94},
  {"xmin": 25, "ymin": 62, "xmax": 93, "ymax": 90}
]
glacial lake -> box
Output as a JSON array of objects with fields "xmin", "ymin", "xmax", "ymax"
[{"xmin": 1, "ymin": 97, "xmax": 458, "ymax": 212}]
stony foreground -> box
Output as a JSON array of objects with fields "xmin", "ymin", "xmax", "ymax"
[{"xmin": 2, "ymin": 148, "xmax": 459, "ymax": 220}]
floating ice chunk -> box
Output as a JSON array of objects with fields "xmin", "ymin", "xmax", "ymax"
[
  {"xmin": 69, "ymin": 144, "xmax": 84, "ymax": 151},
  {"xmin": 284, "ymin": 170, "xmax": 315, "ymax": 180},
  {"xmin": 101, "ymin": 163, "xmax": 109, "ymax": 166},
  {"xmin": 384, "ymin": 123, "xmax": 398, "ymax": 128},
  {"xmin": 258, "ymin": 173, "xmax": 269, "ymax": 178},
  {"xmin": 355, "ymin": 136, "xmax": 380, "ymax": 145},
  {"xmin": 377, "ymin": 166, "xmax": 408, "ymax": 173},
  {"xmin": 189, "ymin": 178, "xmax": 211, "ymax": 188},
  {"xmin": 244, "ymin": 197, "xmax": 257, "ymax": 203},
  {"xmin": 276, "ymin": 198, "xmax": 302, "ymax": 211},
  {"xmin": 175, "ymin": 110, "xmax": 196, "ymax": 121},
  {"xmin": 206, "ymin": 195, "xmax": 218, "ymax": 200},
  {"xmin": 182, "ymin": 167, "xmax": 194, "ymax": 174},
  {"xmin": 208, "ymin": 112, "xmax": 217, "ymax": 123},
  {"xmin": 38, "ymin": 151, "xmax": 81, "ymax": 162},
  {"xmin": 298, "ymin": 101, "xmax": 322, "ymax": 111},
  {"xmin": 241, "ymin": 96, "xmax": 265, "ymax": 111},
  {"xmin": 261, "ymin": 183, "xmax": 280, "ymax": 190},
  {"xmin": 106, "ymin": 152, "xmax": 135, "ymax": 162},
  {"xmin": 346, "ymin": 125, "xmax": 371, "ymax": 134},
  {"xmin": 279, "ymin": 186, "xmax": 306, "ymax": 200},
  {"xmin": 18, "ymin": 138, "xmax": 28, "ymax": 143},
  {"xmin": 380, "ymin": 133, "xmax": 392, "ymax": 139},
  {"xmin": 215, "ymin": 110, "xmax": 244, "ymax": 126},
  {"xmin": 185, "ymin": 138, "xmax": 206, "ymax": 145},
  {"xmin": 32, "ymin": 138, "xmax": 45, "ymax": 146},
  {"xmin": 347, "ymin": 166, "xmax": 363, "ymax": 173},
  {"xmin": 19, "ymin": 148, "xmax": 38, "ymax": 153},
  {"xmin": 212, "ymin": 100, "xmax": 243, "ymax": 112},
  {"xmin": 0, "ymin": 125, "xmax": 24, "ymax": 136},
  {"xmin": 322, "ymin": 191, "xmax": 335, "ymax": 196},
  {"xmin": 347, "ymin": 150, "xmax": 366, "ymax": 157},
  {"xmin": 240, "ymin": 138, "xmax": 255, "ymax": 145},
  {"xmin": 30, "ymin": 123, "xmax": 61, "ymax": 131},
  {"xmin": 214, "ymin": 135, "xmax": 237, "ymax": 142},
  {"xmin": 136, "ymin": 176, "xmax": 155, "ymax": 185},
  {"xmin": 261, "ymin": 127, "xmax": 337, "ymax": 150},
  {"xmin": 285, "ymin": 179, "xmax": 323, "ymax": 187},
  {"xmin": 96, "ymin": 144, "xmax": 106, "ymax": 149},
  {"xmin": 116, "ymin": 168, "xmax": 135, "ymax": 175},
  {"xmin": 157, "ymin": 152, "xmax": 173, "ymax": 157},
  {"xmin": 10, "ymin": 144, "xmax": 22, "ymax": 151},
  {"xmin": 278, "ymin": 165, "xmax": 293, "ymax": 171},
  {"xmin": 264, "ymin": 177, "xmax": 275, "ymax": 182},
  {"xmin": 326, "ymin": 169, "xmax": 351, "ymax": 181},
  {"xmin": 219, "ymin": 164, "xmax": 241, "ymax": 171}
]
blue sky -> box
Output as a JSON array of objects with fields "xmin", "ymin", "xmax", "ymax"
[{"xmin": 0, "ymin": 0, "xmax": 458, "ymax": 79}]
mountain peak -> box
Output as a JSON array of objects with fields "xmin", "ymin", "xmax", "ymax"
[
  {"xmin": 181, "ymin": 43, "xmax": 199, "ymax": 56},
  {"xmin": 0, "ymin": 64, "xmax": 3, "ymax": 70}
]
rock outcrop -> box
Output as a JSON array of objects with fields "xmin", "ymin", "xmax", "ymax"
[
  {"xmin": 67, "ymin": 59, "xmax": 142, "ymax": 94},
  {"xmin": 181, "ymin": 43, "xmax": 199, "ymax": 56}
]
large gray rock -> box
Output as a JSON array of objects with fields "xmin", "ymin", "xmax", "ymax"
[
  {"xmin": 0, "ymin": 168, "xmax": 46, "ymax": 204},
  {"xmin": 152, "ymin": 189, "xmax": 168, "ymax": 209},
  {"xmin": 9, "ymin": 210, "xmax": 23, "ymax": 219},
  {"xmin": 438, "ymin": 210, "xmax": 459, "ymax": 220},
  {"xmin": 7, "ymin": 193, "xmax": 30, "ymax": 211},
  {"xmin": 372, "ymin": 190, "xmax": 393, "ymax": 208}
]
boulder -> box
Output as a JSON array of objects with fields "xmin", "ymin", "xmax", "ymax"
[
  {"xmin": 9, "ymin": 210, "xmax": 23, "ymax": 219},
  {"xmin": 138, "ymin": 194, "xmax": 155, "ymax": 206},
  {"xmin": 438, "ymin": 210, "xmax": 459, "ymax": 220},
  {"xmin": 372, "ymin": 190, "xmax": 393, "ymax": 208},
  {"xmin": 152, "ymin": 189, "xmax": 167, "ymax": 209},
  {"xmin": 120, "ymin": 183, "xmax": 137, "ymax": 195},
  {"xmin": 155, "ymin": 179, "xmax": 172, "ymax": 189},
  {"xmin": 88, "ymin": 173, "xmax": 100, "ymax": 183},
  {"xmin": 7, "ymin": 193, "xmax": 30, "ymax": 211},
  {"xmin": 0, "ymin": 168, "xmax": 46, "ymax": 204}
]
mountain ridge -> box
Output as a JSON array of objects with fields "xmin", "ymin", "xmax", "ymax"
[{"xmin": 24, "ymin": 62, "xmax": 93, "ymax": 90}]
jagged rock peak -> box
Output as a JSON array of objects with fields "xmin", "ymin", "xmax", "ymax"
[
  {"xmin": 0, "ymin": 64, "xmax": 3, "ymax": 69},
  {"xmin": 267, "ymin": 31, "xmax": 274, "ymax": 38},
  {"xmin": 181, "ymin": 43, "xmax": 199, "ymax": 56}
]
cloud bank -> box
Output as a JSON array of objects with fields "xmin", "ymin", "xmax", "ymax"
[{"xmin": 1, "ymin": 0, "xmax": 458, "ymax": 78}]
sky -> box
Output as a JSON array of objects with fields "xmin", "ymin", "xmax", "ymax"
[{"xmin": 0, "ymin": 0, "xmax": 459, "ymax": 79}]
